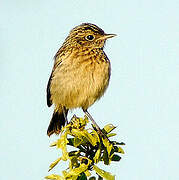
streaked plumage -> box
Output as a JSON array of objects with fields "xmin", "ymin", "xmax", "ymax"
[{"xmin": 47, "ymin": 23, "xmax": 116, "ymax": 136}]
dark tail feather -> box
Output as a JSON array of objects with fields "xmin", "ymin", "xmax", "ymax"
[{"xmin": 47, "ymin": 109, "xmax": 68, "ymax": 137}]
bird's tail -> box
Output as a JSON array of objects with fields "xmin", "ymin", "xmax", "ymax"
[{"xmin": 47, "ymin": 108, "xmax": 68, "ymax": 137}]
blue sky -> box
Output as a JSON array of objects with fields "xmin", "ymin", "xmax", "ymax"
[{"xmin": 1, "ymin": 0, "xmax": 179, "ymax": 179}]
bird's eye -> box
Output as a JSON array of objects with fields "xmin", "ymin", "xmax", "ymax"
[{"xmin": 85, "ymin": 35, "xmax": 95, "ymax": 41}]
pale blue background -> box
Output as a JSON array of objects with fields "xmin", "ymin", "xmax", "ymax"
[{"xmin": 1, "ymin": 0, "xmax": 179, "ymax": 180}]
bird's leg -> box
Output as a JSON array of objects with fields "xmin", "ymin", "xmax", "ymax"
[{"xmin": 83, "ymin": 109, "xmax": 106, "ymax": 138}]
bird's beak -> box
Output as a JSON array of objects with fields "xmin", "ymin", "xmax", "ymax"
[
  {"xmin": 98, "ymin": 34, "xmax": 117, "ymax": 40},
  {"xmin": 104, "ymin": 34, "xmax": 117, "ymax": 39}
]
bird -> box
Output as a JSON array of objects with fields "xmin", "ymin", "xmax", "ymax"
[{"xmin": 46, "ymin": 23, "xmax": 116, "ymax": 137}]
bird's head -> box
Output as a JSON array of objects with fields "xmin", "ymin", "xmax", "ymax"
[{"xmin": 65, "ymin": 23, "xmax": 116, "ymax": 49}]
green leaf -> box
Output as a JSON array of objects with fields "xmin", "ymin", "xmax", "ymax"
[
  {"xmin": 77, "ymin": 172, "xmax": 87, "ymax": 180},
  {"xmin": 68, "ymin": 151, "xmax": 79, "ymax": 157},
  {"xmin": 71, "ymin": 129, "xmax": 84, "ymax": 139},
  {"xmin": 113, "ymin": 146, "xmax": 125, "ymax": 154},
  {"xmin": 79, "ymin": 115, "xmax": 89, "ymax": 127},
  {"xmin": 69, "ymin": 156, "xmax": 79, "ymax": 169},
  {"xmin": 46, "ymin": 115, "xmax": 125, "ymax": 180},
  {"xmin": 117, "ymin": 146, "xmax": 125, "ymax": 154},
  {"xmin": 57, "ymin": 132, "xmax": 69, "ymax": 161},
  {"xmin": 48, "ymin": 157, "xmax": 61, "ymax": 172},
  {"xmin": 102, "ymin": 138, "xmax": 113, "ymax": 156},
  {"xmin": 70, "ymin": 115, "xmax": 89, "ymax": 130},
  {"xmin": 91, "ymin": 129, "xmax": 100, "ymax": 143},
  {"xmin": 93, "ymin": 165, "xmax": 115, "ymax": 180},
  {"xmin": 103, "ymin": 148, "xmax": 109, "ymax": 165},
  {"xmin": 107, "ymin": 133, "xmax": 117, "ymax": 138},
  {"xmin": 65, "ymin": 163, "xmax": 88, "ymax": 178},
  {"xmin": 112, "ymin": 141, "xmax": 125, "ymax": 146},
  {"xmin": 111, "ymin": 154, "xmax": 121, "ymax": 162},
  {"xmin": 67, "ymin": 138, "xmax": 75, "ymax": 146},
  {"xmin": 45, "ymin": 174, "xmax": 62, "ymax": 180},
  {"xmin": 74, "ymin": 137, "xmax": 83, "ymax": 147},
  {"xmin": 84, "ymin": 170, "xmax": 91, "ymax": 177},
  {"xmin": 103, "ymin": 124, "xmax": 116, "ymax": 134},
  {"xmin": 81, "ymin": 130, "xmax": 97, "ymax": 146},
  {"xmin": 94, "ymin": 148, "xmax": 101, "ymax": 164},
  {"xmin": 50, "ymin": 141, "xmax": 57, "ymax": 147}
]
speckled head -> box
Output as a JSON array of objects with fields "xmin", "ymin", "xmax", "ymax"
[{"xmin": 65, "ymin": 23, "xmax": 116, "ymax": 49}]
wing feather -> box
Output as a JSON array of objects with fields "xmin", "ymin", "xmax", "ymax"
[{"xmin": 47, "ymin": 72, "xmax": 53, "ymax": 107}]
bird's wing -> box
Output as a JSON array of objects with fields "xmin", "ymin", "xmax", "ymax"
[
  {"xmin": 47, "ymin": 45, "xmax": 68, "ymax": 107},
  {"xmin": 47, "ymin": 51, "xmax": 63, "ymax": 107},
  {"xmin": 47, "ymin": 72, "xmax": 53, "ymax": 107}
]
